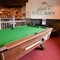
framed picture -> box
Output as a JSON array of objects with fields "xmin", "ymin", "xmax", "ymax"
[{"xmin": 42, "ymin": 19, "xmax": 46, "ymax": 25}]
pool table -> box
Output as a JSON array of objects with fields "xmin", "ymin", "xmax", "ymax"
[{"xmin": 0, "ymin": 25, "xmax": 52, "ymax": 60}]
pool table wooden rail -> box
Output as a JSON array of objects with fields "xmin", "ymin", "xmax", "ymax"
[{"xmin": 0, "ymin": 28, "xmax": 52, "ymax": 60}]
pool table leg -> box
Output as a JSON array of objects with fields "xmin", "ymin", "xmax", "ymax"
[
  {"xmin": 40, "ymin": 42, "xmax": 46, "ymax": 50},
  {"xmin": 0, "ymin": 53, "xmax": 5, "ymax": 60}
]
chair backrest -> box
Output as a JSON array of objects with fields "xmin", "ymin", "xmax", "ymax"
[
  {"xmin": 53, "ymin": 23, "xmax": 58, "ymax": 29},
  {"xmin": 57, "ymin": 23, "xmax": 60, "ymax": 31},
  {"xmin": 53, "ymin": 23, "xmax": 60, "ymax": 32}
]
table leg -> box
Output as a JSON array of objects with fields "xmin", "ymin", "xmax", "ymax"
[
  {"xmin": 0, "ymin": 53, "xmax": 5, "ymax": 60},
  {"xmin": 40, "ymin": 42, "xmax": 46, "ymax": 50}
]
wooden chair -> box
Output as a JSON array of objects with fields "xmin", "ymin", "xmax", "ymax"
[
  {"xmin": 51, "ymin": 23, "xmax": 60, "ymax": 37},
  {"xmin": 53, "ymin": 23, "xmax": 60, "ymax": 31}
]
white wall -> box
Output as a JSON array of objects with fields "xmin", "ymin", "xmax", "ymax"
[
  {"xmin": 21, "ymin": 6, "xmax": 26, "ymax": 14},
  {"xmin": 26, "ymin": 0, "xmax": 60, "ymax": 19},
  {"xmin": 21, "ymin": 6, "xmax": 26, "ymax": 19},
  {"xmin": 26, "ymin": 3, "xmax": 31, "ymax": 18}
]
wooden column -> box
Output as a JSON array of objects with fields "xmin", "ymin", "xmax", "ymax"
[{"xmin": 13, "ymin": 15, "xmax": 15, "ymax": 27}]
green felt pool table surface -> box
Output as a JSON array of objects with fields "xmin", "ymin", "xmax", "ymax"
[{"xmin": 0, "ymin": 25, "xmax": 48, "ymax": 47}]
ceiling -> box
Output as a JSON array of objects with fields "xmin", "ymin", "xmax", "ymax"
[{"xmin": 0, "ymin": 0, "xmax": 28, "ymax": 8}]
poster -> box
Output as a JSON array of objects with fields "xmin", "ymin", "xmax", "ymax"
[{"xmin": 42, "ymin": 19, "xmax": 46, "ymax": 25}]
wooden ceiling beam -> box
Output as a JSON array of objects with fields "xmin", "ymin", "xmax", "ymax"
[{"xmin": 0, "ymin": 0, "xmax": 28, "ymax": 5}]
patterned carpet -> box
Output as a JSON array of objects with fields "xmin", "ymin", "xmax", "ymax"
[{"xmin": 19, "ymin": 37, "xmax": 60, "ymax": 60}]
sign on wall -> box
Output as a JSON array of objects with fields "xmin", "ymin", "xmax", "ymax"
[
  {"xmin": 42, "ymin": 19, "xmax": 46, "ymax": 25},
  {"xmin": 32, "ymin": 5, "xmax": 55, "ymax": 16}
]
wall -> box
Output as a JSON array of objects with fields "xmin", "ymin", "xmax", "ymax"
[
  {"xmin": 31, "ymin": 19, "xmax": 60, "ymax": 27},
  {"xmin": 26, "ymin": 3, "xmax": 31, "ymax": 18},
  {"xmin": 26, "ymin": 0, "xmax": 60, "ymax": 19},
  {"xmin": 21, "ymin": 6, "xmax": 26, "ymax": 19}
]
